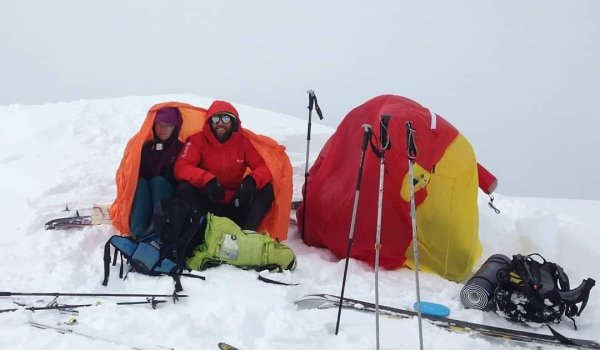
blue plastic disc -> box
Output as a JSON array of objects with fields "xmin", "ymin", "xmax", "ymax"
[{"xmin": 413, "ymin": 301, "xmax": 451, "ymax": 317}]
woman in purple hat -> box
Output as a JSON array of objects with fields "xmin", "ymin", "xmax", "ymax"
[{"xmin": 130, "ymin": 107, "xmax": 184, "ymax": 238}]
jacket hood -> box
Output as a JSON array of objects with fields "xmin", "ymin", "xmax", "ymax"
[{"xmin": 205, "ymin": 100, "xmax": 241, "ymax": 130}]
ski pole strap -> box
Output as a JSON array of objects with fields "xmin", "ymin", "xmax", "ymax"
[
  {"xmin": 307, "ymin": 90, "xmax": 324, "ymax": 120},
  {"xmin": 306, "ymin": 90, "xmax": 324, "ymax": 120},
  {"xmin": 380, "ymin": 115, "xmax": 391, "ymax": 151},
  {"xmin": 369, "ymin": 138, "xmax": 384, "ymax": 159},
  {"xmin": 405, "ymin": 121, "xmax": 417, "ymax": 160},
  {"xmin": 368, "ymin": 116, "xmax": 391, "ymax": 159},
  {"xmin": 314, "ymin": 97, "xmax": 323, "ymax": 120}
]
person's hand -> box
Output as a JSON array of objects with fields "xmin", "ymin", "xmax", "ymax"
[
  {"xmin": 205, "ymin": 178, "xmax": 225, "ymax": 204},
  {"xmin": 235, "ymin": 176, "xmax": 256, "ymax": 208}
]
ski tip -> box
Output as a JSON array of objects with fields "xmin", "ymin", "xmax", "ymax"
[
  {"xmin": 294, "ymin": 294, "xmax": 336, "ymax": 310},
  {"xmin": 413, "ymin": 301, "xmax": 450, "ymax": 317},
  {"xmin": 218, "ymin": 342, "xmax": 240, "ymax": 350}
]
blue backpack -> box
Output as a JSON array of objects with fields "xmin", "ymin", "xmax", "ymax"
[{"xmin": 102, "ymin": 198, "xmax": 206, "ymax": 291}]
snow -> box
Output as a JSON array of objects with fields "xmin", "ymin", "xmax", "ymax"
[{"xmin": 0, "ymin": 95, "xmax": 598, "ymax": 350}]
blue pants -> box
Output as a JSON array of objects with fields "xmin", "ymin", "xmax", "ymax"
[{"xmin": 130, "ymin": 176, "xmax": 175, "ymax": 238}]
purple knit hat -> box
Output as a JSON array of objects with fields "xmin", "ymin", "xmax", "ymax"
[{"xmin": 155, "ymin": 107, "xmax": 183, "ymax": 127}]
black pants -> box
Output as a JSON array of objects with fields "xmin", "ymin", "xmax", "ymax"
[{"xmin": 175, "ymin": 181, "xmax": 274, "ymax": 231}]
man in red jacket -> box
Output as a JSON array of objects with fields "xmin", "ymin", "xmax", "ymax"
[{"xmin": 174, "ymin": 100, "xmax": 274, "ymax": 231}]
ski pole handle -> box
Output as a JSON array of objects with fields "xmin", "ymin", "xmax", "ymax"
[
  {"xmin": 380, "ymin": 115, "xmax": 391, "ymax": 150},
  {"xmin": 361, "ymin": 124, "xmax": 372, "ymax": 151},
  {"xmin": 307, "ymin": 90, "xmax": 315, "ymax": 111}
]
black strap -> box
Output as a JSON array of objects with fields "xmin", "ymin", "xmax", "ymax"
[
  {"xmin": 547, "ymin": 324, "xmax": 579, "ymax": 346},
  {"xmin": 369, "ymin": 137, "xmax": 383, "ymax": 159},
  {"xmin": 172, "ymin": 274, "xmax": 183, "ymax": 292},
  {"xmin": 179, "ymin": 272, "xmax": 206, "ymax": 281},
  {"xmin": 256, "ymin": 266, "xmax": 300, "ymax": 286},
  {"xmin": 405, "ymin": 121, "xmax": 417, "ymax": 160},
  {"xmin": 577, "ymin": 278, "xmax": 595, "ymax": 315},
  {"xmin": 257, "ymin": 274, "xmax": 300, "ymax": 286},
  {"xmin": 488, "ymin": 194, "xmax": 501, "ymax": 214},
  {"xmin": 112, "ymin": 246, "xmax": 118, "ymax": 266},
  {"xmin": 101, "ymin": 239, "xmax": 112, "ymax": 286},
  {"xmin": 119, "ymin": 253, "xmax": 124, "ymax": 279}
]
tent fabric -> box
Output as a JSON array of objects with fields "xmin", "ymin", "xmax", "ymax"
[
  {"xmin": 297, "ymin": 95, "xmax": 485, "ymax": 282},
  {"xmin": 110, "ymin": 101, "xmax": 292, "ymax": 241}
]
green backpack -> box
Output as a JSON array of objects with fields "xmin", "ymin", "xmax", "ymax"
[{"xmin": 186, "ymin": 213, "xmax": 297, "ymax": 271}]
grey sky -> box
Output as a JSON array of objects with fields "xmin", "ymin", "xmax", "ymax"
[{"xmin": 1, "ymin": 1, "xmax": 598, "ymax": 199}]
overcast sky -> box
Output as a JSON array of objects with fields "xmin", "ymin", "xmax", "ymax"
[{"xmin": 1, "ymin": 0, "xmax": 598, "ymax": 199}]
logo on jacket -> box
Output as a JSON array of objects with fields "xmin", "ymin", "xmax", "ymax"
[
  {"xmin": 181, "ymin": 142, "xmax": 192, "ymax": 158},
  {"xmin": 236, "ymin": 159, "xmax": 244, "ymax": 163}
]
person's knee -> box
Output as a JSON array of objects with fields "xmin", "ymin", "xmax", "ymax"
[
  {"xmin": 175, "ymin": 181, "xmax": 196, "ymax": 197},
  {"xmin": 136, "ymin": 177, "xmax": 150, "ymax": 192},
  {"xmin": 256, "ymin": 183, "xmax": 274, "ymax": 206},
  {"xmin": 148, "ymin": 175, "xmax": 170, "ymax": 187}
]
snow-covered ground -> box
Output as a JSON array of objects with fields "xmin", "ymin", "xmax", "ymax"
[{"xmin": 0, "ymin": 95, "xmax": 598, "ymax": 350}]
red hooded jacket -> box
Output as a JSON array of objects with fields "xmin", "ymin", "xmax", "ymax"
[{"xmin": 174, "ymin": 100, "xmax": 273, "ymax": 203}]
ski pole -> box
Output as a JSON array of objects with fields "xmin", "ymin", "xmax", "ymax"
[
  {"xmin": 374, "ymin": 115, "xmax": 391, "ymax": 350},
  {"xmin": 335, "ymin": 124, "xmax": 372, "ymax": 335},
  {"xmin": 0, "ymin": 291, "xmax": 187, "ymax": 299},
  {"xmin": 405, "ymin": 121, "xmax": 424, "ymax": 350},
  {"xmin": 1, "ymin": 298, "xmax": 167, "ymax": 313},
  {"xmin": 301, "ymin": 89, "xmax": 324, "ymax": 239}
]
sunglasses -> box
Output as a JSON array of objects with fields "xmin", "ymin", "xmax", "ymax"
[{"xmin": 210, "ymin": 114, "xmax": 234, "ymax": 124}]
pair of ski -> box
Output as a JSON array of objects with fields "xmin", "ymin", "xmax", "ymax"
[
  {"xmin": 44, "ymin": 201, "xmax": 303, "ymax": 230},
  {"xmin": 295, "ymin": 293, "xmax": 600, "ymax": 349}
]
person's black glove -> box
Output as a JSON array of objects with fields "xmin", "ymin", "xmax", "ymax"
[
  {"xmin": 235, "ymin": 176, "xmax": 256, "ymax": 208},
  {"xmin": 205, "ymin": 178, "xmax": 225, "ymax": 204}
]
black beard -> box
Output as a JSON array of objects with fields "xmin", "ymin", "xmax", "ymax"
[{"xmin": 212, "ymin": 127, "xmax": 232, "ymax": 143}]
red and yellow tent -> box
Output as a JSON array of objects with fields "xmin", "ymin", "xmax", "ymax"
[
  {"xmin": 297, "ymin": 95, "xmax": 497, "ymax": 281},
  {"xmin": 110, "ymin": 101, "xmax": 293, "ymax": 241}
]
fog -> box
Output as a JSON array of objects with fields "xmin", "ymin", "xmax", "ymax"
[{"xmin": 1, "ymin": 0, "xmax": 598, "ymax": 199}]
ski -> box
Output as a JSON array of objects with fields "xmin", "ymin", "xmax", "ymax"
[
  {"xmin": 1, "ymin": 298, "xmax": 166, "ymax": 313},
  {"xmin": 28, "ymin": 320, "xmax": 174, "ymax": 350},
  {"xmin": 1, "ymin": 291, "xmax": 187, "ymax": 303},
  {"xmin": 45, "ymin": 205, "xmax": 111, "ymax": 230},
  {"xmin": 295, "ymin": 293, "xmax": 600, "ymax": 349}
]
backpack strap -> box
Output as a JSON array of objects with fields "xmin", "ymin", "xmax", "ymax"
[
  {"xmin": 171, "ymin": 273, "xmax": 183, "ymax": 293},
  {"xmin": 554, "ymin": 263, "xmax": 571, "ymax": 291},
  {"xmin": 560, "ymin": 278, "xmax": 596, "ymax": 315},
  {"xmin": 102, "ymin": 239, "xmax": 112, "ymax": 286},
  {"xmin": 102, "ymin": 236, "xmax": 129, "ymax": 286}
]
